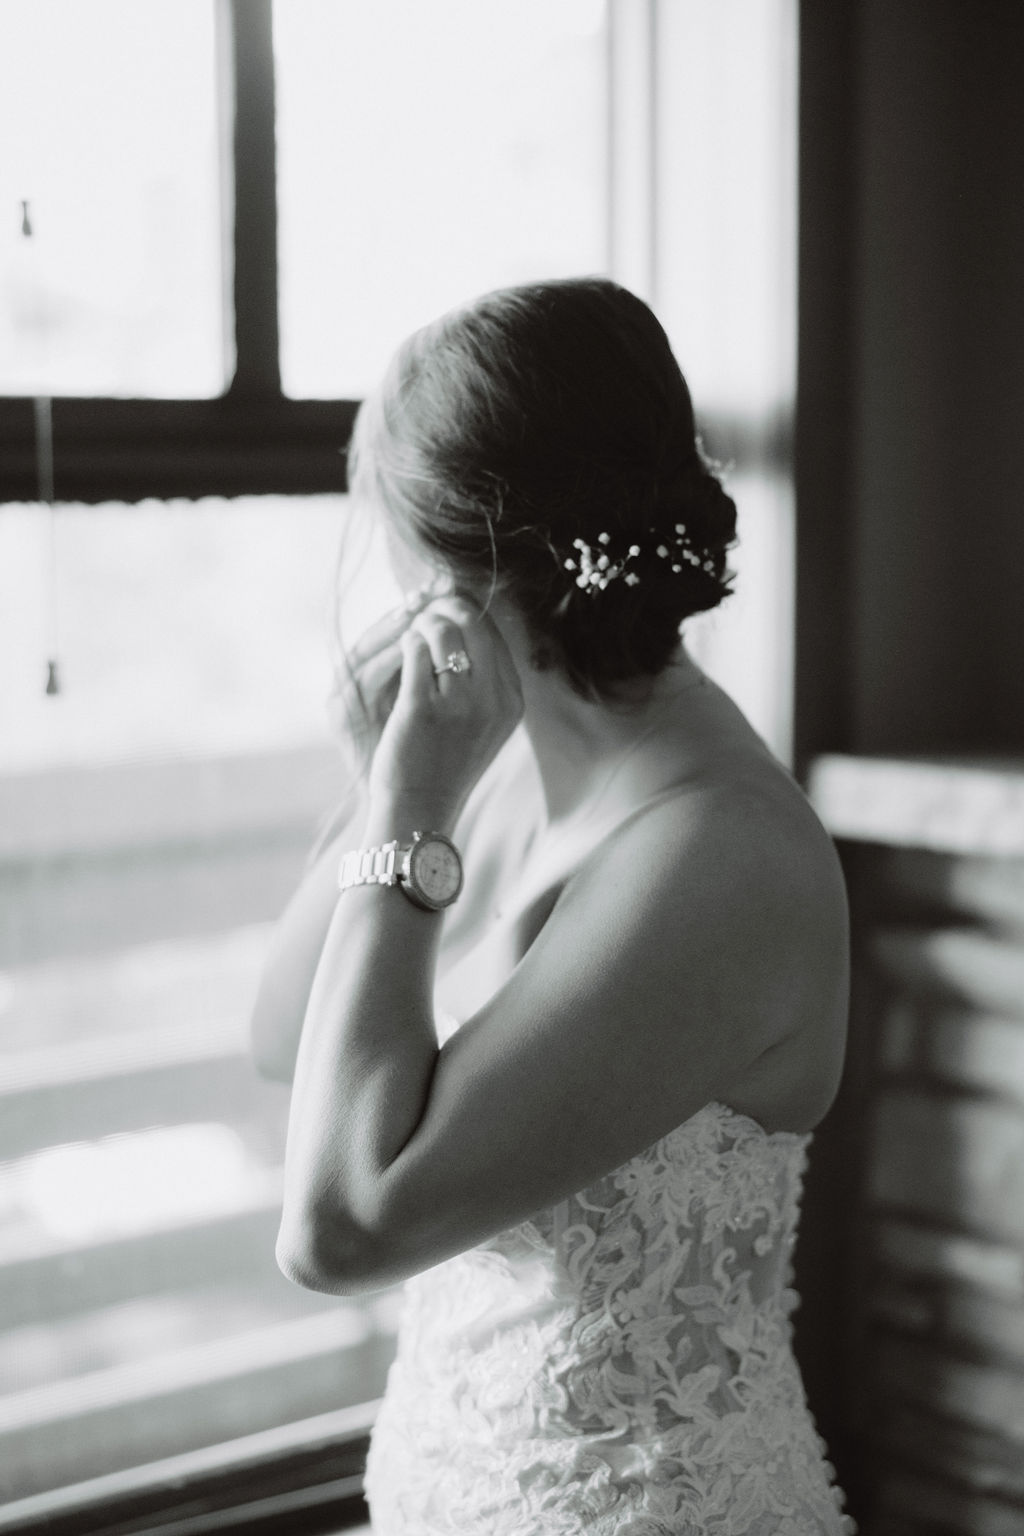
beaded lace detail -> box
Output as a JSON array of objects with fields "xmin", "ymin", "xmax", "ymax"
[{"xmin": 365, "ymin": 1090, "xmax": 855, "ymax": 1535}]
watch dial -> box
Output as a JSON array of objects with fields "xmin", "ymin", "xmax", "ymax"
[{"xmin": 412, "ymin": 839, "xmax": 462, "ymax": 905}]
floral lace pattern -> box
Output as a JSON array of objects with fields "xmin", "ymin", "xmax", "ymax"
[{"xmin": 365, "ymin": 1100, "xmax": 855, "ymax": 1535}]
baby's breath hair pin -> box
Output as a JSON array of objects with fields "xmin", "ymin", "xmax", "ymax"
[
  {"xmin": 563, "ymin": 523, "xmax": 718, "ymax": 595},
  {"xmin": 653, "ymin": 522, "xmax": 719, "ymax": 578},
  {"xmin": 564, "ymin": 532, "xmax": 641, "ymax": 592}
]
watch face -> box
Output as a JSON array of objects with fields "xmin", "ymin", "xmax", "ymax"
[{"xmin": 409, "ymin": 835, "xmax": 463, "ymax": 908}]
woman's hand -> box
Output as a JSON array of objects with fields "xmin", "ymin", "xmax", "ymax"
[
  {"xmin": 367, "ymin": 595, "xmax": 524, "ymax": 829},
  {"xmin": 327, "ymin": 585, "xmax": 443, "ymax": 781}
]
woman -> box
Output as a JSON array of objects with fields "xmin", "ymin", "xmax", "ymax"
[{"xmin": 251, "ymin": 278, "xmax": 854, "ymax": 1534}]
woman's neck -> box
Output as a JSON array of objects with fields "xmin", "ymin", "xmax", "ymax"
[{"xmin": 509, "ymin": 632, "xmax": 708, "ymax": 825}]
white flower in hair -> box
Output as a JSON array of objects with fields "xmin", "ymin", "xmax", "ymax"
[
  {"xmin": 563, "ymin": 524, "xmax": 714, "ymax": 595},
  {"xmin": 563, "ymin": 534, "xmax": 640, "ymax": 592}
]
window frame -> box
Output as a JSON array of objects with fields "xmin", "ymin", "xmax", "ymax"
[
  {"xmin": 0, "ymin": 0, "xmax": 783, "ymax": 508},
  {"xmin": 0, "ymin": 1405, "xmax": 375, "ymax": 1535},
  {"xmin": 0, "ymin": 0, "xmax": 356, "ymax": 505}
]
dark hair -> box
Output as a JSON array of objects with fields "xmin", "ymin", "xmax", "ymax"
[{"xmin": 348, "ymin": 276, "xmax": 736, "ymax": 699}]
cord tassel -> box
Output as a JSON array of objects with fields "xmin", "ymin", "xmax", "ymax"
[{"xmin": 22, "ymin": 201, "xmax": 62, "ymax": 697}]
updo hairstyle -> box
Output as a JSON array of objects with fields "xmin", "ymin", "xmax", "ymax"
[{"xmin": 348, "ymin": 277, "xmax": 736, "ymax": 700}]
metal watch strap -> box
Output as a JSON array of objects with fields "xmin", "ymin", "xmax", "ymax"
[{"xmin": 337, "ymin": 840, "xmax": 401, "ymax": 892}]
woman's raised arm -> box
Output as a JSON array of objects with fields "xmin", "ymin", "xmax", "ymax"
[
  {"xmin": 250, "ymin": 795, "xmax": 364, "ymax": 1083},
  {"xmin": 272, "ymin": 598, "xmax": 849, "ymax": 1296},
  {"xmin": 250, "ymin": 588, "xmax": 453, "ymax": 1081}
]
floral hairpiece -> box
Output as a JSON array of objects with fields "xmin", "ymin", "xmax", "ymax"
[
  {"xmin": 563, "ymin": 524, "xmax": 718, "ymax": 594},
  {"xmin": 564, "ymin": 531, "xmax": 640, "ymax": 591}
]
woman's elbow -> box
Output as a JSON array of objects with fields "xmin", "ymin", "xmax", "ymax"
[
  {"xmin": 275, "ymin": 1233, "xmax": 347, "ymax": 1294},
  {"xmin": 275, "ymin": 1206, "xmax": 399, "ymax": 1297}
]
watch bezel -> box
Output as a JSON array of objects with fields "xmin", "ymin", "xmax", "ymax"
[{"xmin": 402, "ymin": 830, "xmax": 464, "ymax": 911}]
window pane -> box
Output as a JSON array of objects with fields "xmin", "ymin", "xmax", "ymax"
[
  {"xmin": 0, "ymin": 926, "xmax": 401, "ymax": 1498},
  {"xmin": 275, "ymin": 0, "xmax": 608, "ymax": 399},
  {"xmin": 687, "ymin": 470, "xmax": 794, "ymax": 763},
  {"xmin": 0, "ymin": 497, "xmax": 408, "ymax": 1503},
  {"xmin": 0, "ymin": 0, "xmax": 224, "ymax": 398},
  {"xmin": 0, "ymin": 498, "xmax": 342, "ymax": 771},
  {"xmin": 656, "ymin": 0, "xmax": 797, "ymax": 419}
]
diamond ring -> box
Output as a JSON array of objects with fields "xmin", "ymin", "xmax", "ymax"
[{"xmin": 433, "ymin": 649, "xmax": 472, "ymax": 677}]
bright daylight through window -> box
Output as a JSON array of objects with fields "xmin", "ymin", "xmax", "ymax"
[
  {"xmin": 274, "ymin": 0, "xmax": 608, "ymax": 399},
  {"xmin": 0, "ymin": 0, "xmax": 224, "ymax": 399}
]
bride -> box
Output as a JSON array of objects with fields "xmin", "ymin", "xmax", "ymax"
[{"xmin": 251, "ymin": 277, "xmax": 854, "ymax": 1534}]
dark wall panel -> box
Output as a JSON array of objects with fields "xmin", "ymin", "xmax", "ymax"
[{"xmin": 797, "ymin": 0, "xmax": 1024, "ymax": 760}]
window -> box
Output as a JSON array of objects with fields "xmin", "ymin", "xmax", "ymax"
[
  {"xmin": 0, "ymin": 0, "xmax": 224, "ymax": 399},
  {"xmin": 654, "ymin": 0, "xmax": 797, "ymax": 760},
  {"xmin": 0, "ymin": 498, "xmax": 389, "ymax": 1529},
  {"xmin": 0, "ymin": 1, "xmax": 796, "ymax": 1527},
  {"xmin": 274, "ymin": 0, "xmax": 608, "ymax": 398}
]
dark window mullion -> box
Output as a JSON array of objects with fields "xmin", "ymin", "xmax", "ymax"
[{"xmin": 223, "ymin": 0, "xmax": 281, "ymax": 399}]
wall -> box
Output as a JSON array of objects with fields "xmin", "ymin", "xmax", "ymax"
[
  {"xmin": 794, "ymin": 7, "xmax": 1024, "ymax": 1527},
  {"xmin": 804, "ymin": 758, "xmax": 1024, "ymax": 1535},
  {"xmin": 796, "ymin": 0, "xmax": 1024, "ymax": 766}
]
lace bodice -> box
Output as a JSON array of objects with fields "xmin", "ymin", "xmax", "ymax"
[{"xmin": 365, "ymin": 1091, "xmax": 854, "ymax": 1535}]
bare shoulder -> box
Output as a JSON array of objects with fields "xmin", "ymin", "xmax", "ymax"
[
  {"xmin": 557, "ymin": 754, "xmax": 850, "ymax": 1131},
  {"xmin": 578, "ymin": 752, "xmax": 846, "ymax": 938}
]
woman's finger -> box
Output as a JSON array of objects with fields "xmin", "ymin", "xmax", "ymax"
[
  {"xmin": 420, "ymin": 598, "xmax": 522, "ymax": 702},
  {"xmin": 412, "ymin": 614, "xmax": 473, "ymax": 690},
  {"xmin": 349, "ymin": 586, "xmax": 442, "ymax": 669},
  {"xmin": 371, "ymin": 601, "xmax": 523, "ymax": 813},
  {"xmin": 355, "ymin": 641, "xmax": 403, "ymax": 702},
  {"xmin": 394, "ymin": 625, "xmax": 438, "ymax": 708},
  {"xmin": 330, "ymin": 641, "xmax": 402, "ymax": 733}
]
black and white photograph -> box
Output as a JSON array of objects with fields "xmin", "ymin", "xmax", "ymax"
[{"xmin": 2, "ymin": 3, "xmax": 1023, "ymax": 1533}]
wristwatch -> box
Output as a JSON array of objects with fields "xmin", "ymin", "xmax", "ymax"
[{"xmin": 337, "ymin": 831, "xmax": 463, "ymax": 911}]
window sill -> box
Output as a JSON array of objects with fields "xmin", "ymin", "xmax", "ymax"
[{"xmin": 0, "ymin": 1402, "xmax": 379, "ymax": 1536}]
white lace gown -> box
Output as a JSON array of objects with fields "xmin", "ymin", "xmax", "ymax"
[{"xmin": 364, "ymin": 1055, "xmax": 855, "ymax": 1534}]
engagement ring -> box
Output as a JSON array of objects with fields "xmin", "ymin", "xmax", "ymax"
[{"xmin": 433, "ymin": 649, "xmax": 472, "ymax": 677}]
